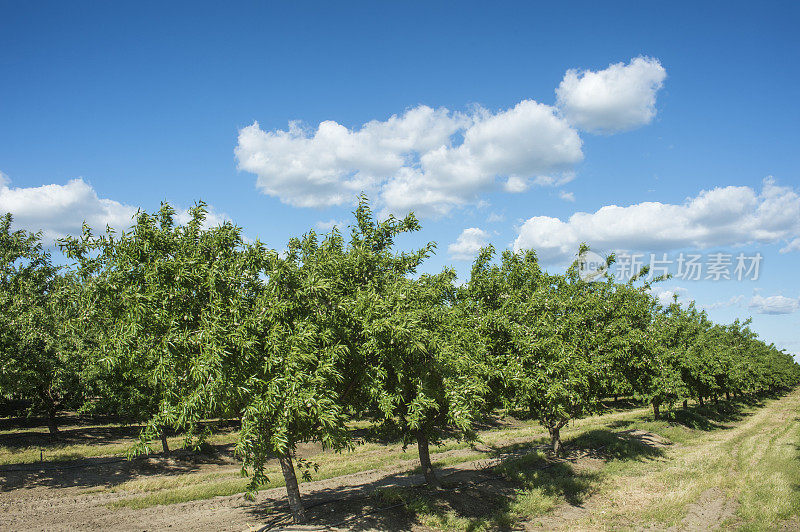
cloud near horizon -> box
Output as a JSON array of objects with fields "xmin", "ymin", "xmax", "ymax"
[
  {"xmin": 448, "ymin": 227, "xmax": 490, "ymax": 261},
  {"xmin": 513, "ymin": 177, "xmax": 800, "ymax": 263},
  {"xmin": 235, "ymin": 57, "xmax": 665, "ymax": 217},
  {"xmin": 0, "ymin": 173, "xmax": 228, "ymax": 244},
  {"xmin": 749, "ymin": 294, "xmax": 800, "ymax": 315}
]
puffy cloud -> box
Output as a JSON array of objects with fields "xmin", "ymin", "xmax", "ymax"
[
  {"xmin": 514, "ymin": 178, "xmax": 800, "ymax": 263},
  {"xmin": 237, "ymin": 101, "xmax": 582, "ymax": 218},
  {"xmin": 749, "ymin": 294, "xmax": 800, "ymax": 315},
  {"xmin": 236, "ymin": 56, "xmax": 668, "ymax": 216},
  {"xmin": 448, "ymin": 227, "xmax": 490, "ymax": 261},
  {"xmin": 556, "ymin": 56, "xmax": 667, "ymax": 133},
  {"xmin": 0, "ymin": 174, "xmax": 228, "ymax": 244},
  {"xmin": 0, "ymin": 176, "xmax": 138, "ymax": 243},
  {"xmin": 235, "ymin": 106, "xmax": 469, "ymax": 210}
]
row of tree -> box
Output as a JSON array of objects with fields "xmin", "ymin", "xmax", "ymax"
[{"xmin": 1, "ymin": 199, "xmax": 798, "ymax": 523}]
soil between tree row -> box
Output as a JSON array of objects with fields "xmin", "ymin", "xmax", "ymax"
[{"xmin": 2, "ymin": 392, "xmax": 798, "ymax": 531}]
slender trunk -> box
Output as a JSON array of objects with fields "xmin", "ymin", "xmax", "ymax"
[
  {"xmin": 279, "ymin": 452, "xmax": 307, "ymax": 524},
  {"xmin": 613, "ymin": 394, "xmax": 618, "ymax": 402},
  {"xmin": 682, "ymin": 399, "xmax": 688, "ymax": 409},
  {"xmin": 653, "ymin": 400, "xmax": 661, "ymax": 420},
  {"xmin": 47, "ymin": 407, "xmax": 59, "ymax": 435},
  {"xmin": 416, "ymin": 430, "xmax": 440, "ymax": 488},
  {"xmin": 725, "ymin": 390, "xmax": 730, "ymax": 401},
  {"xmin": 549, "ymin": 425, "xmax": 563, "ymax": 456},
  {"xmin": 160, "ymin": 428, "xmax": 170, "ymax": 456},
  {"xmin": 698, "ymin": 395, "xmax": 704, "ymax": 406}
]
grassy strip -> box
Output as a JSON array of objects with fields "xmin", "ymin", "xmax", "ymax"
[
  {"xmin": 590, "ymin": 392, "xmax": 800, "ymax": 530},
  {"xmin": 362, "ymin": 394, "xmax": 800, "ymax": 531}
]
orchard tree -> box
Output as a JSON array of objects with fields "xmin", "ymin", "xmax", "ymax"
[
  {"xmin": 466, "ymin": 245, "xmax": 609, "ymax": 455},
  {"xmin": 0, "ymin": 214, "xmax": 83, "ymax": 434},
  {"xmin": 232, "ymin": 197, "xmax": 439, "ymax": 521},
  {"xmin": 360, "ymin": 271, "xmax": 489, "ymax": 487},
  {"xmin": 62, "ymin": 203, "xmax": 248, "ymax": 453},
  {"xmin": 232, "ymin": 232, "xmax": 351, "ymax": 523}
]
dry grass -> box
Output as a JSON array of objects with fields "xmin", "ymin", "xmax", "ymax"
[{"xmin": 565, "ymin": 391, "xmax": 800, "ymax": 531}]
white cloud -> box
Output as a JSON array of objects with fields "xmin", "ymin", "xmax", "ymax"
[
  {"xmin": 0, "ymin": 174, "xmax": 228, "ymax": 244},
  {"xmin": 487, "ymin": 212, "xmax": 505, "ymax": 223},
  {"xmin": 559, "ymin": 190, "xmax": 576, "ymax": 202},
  {"xmin": 448, "ymin": 227, "xmax": 490, "ymax": 261},
  {"xmin": 704, "ymin": 294, "xmax": 746, "ymax": 310},
  {"xmin": 749, "ymin": 294, "xmax": 800, "ymax": 315},
  {"xmin": 651, "ymin": 286, "xmax": 690, "ymax": 306},
  {"xmin": 556, "ymin": 56, "xmax": 667, "ymax": 133},
  {"xmin": 780, "ymin": 238, "xmax": 800, "ymax": 253},
  {"xmin": 514, "ymin": 178, "xmax": 800, "ymax": 263},
  {"xmin": 315, "ymin": 219, "xmax": 345, "ymax": 232},
  {"xmin": 235, "ymin": 56, "xmax": 668, "ymax": 217},
  {"xmin": 237, "ymin": 101, "xmax": 583, "ymax": 218},
  {"xmin": 0, "ymin": 176, "xmax": 138, "ymax": 243}
]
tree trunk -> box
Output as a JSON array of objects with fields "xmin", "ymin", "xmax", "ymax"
[
  {"xmin": 416, "ymin": 430, "xmax": 440, "ymax": 488},
  {"xmin": 47, "ymin": 407, "xmax": 59, "ymax": 435},
  {"xmin": 683, "ymin": 399, "xmax": 688, "ymax": 409},
  {"xmin": 698, "ymin": 395, "xmax": 704, "ymax": 406},
  {"xmin": 713, "ymin": 395, "xmax": 719, "ymax": 405},
  {"xmin": 613, "ymin": 394, "xmax": 618, "ymax": 402},
  {"xmin": 653, "ymin": 400, "xmax": 661, "ymax": 420},
  {"xmin": 549, "ymin": 425, "xmax": 563, "ymax": 456},
  {"xmin": 279, "ymin": 452, "xmax": 307, "ymax": 524},
  {"xmin": 160, "ymin": 429, "xmax": 170, "ymax": 456},
  {"xmin": 725, "ymin": 390, "xmax": 730, "ymax": 401}
]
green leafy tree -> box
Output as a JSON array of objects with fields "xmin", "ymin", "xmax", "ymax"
[
  {"xmin": 62, "ymin": 203, "xmax": 247, "ymax": 453},
  {"xmin": 466, "ymin": 245, "xmax": 610, "ymax": 455},
  {"xmin": 0, "ymin": 214, "xmax": 83, "ymax": 434},
  {"xmin": 361, "ymin": 271, "xmax": 489, "ymax": 486},
  {"xmin": 226, "ymin": 198, "xmax": 439, "ymax": 521}
]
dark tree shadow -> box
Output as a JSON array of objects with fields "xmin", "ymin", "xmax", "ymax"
[{"xmin": 0, "ymin": 445, "xmax": 234, "ymax": 491}]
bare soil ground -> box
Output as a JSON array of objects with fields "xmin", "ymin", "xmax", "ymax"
[{"xmin": 2, "ymin": 393, "xmax": 798, "ymax": 531}]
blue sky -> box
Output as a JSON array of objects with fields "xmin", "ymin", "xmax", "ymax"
[{"xmin": 1, "ymin": 1, "xmax": 799, "ymax": 356}]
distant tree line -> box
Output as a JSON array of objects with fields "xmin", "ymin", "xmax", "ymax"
[{"xmin": 1, "ymin": 199, "xmax": 798, "ymax": 523}]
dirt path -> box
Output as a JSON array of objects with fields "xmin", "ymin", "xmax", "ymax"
[
  {"xmin": 0, "ymin": 430, "xmax": 552, "ymax": 531},
  {"xmin": 3, "ymin": 394, "xmax": 797, "ymax": 531}
]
